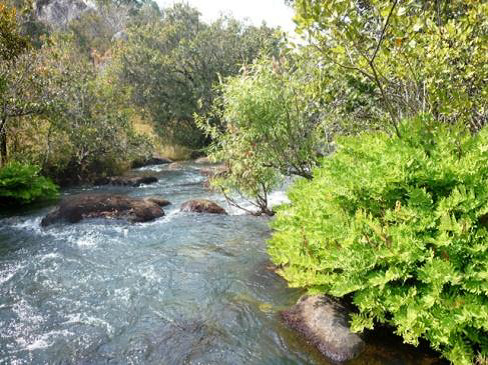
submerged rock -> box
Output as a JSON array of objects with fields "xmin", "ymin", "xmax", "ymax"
[
  {"xmin": 41, "ymin": 194, "xmax": 165, "ymax": 226},
  {"xmin": 94, "ymin": 175, "xmax": 158, "ymax": 187},
  {"xmin": 132, "ymin": 156, "xmax": 172, "ymax": 168},
  {"xmin": 199, "ymin": 164, "xmax": 228, "ymax": 191},
  {"xmin": 281, "ymin": 295, "xmax": 365, "ymax": 363},
  {"xmin": 180, "ymin": 199, "xmax": 227, "ymax": 214}
]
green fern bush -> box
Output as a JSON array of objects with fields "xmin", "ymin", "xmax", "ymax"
[
  {"xmin": 269, "ymin": 117, "xmax": 488, "ymax": 364},
  {"xmin": 0, "ymin": 162, "xmax": 59, "ymax": 206}
]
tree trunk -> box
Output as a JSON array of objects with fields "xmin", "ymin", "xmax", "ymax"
[
  {"xmin": 0, "ymin": 117, "xmax": 7, "ymax": 166},
  {"xmin": 0, "ymin": 134, "xmax": 7, "ymax": 167}
]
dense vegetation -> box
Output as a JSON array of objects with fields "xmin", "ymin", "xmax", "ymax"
[
  {"xmin": 198, "ymin": 0, "xmax": 488, "ymax": 363},
  {"xmin": 0, "ymin": 162, "xmax": 58, "ymax": 205},
  {"xmin": 117, "ymin": 3, "xmax": 280, "ymax": 148},
  {"xmin": 269, "ymin": 119, "xmax": 488, "ymax": 363},
  {"xmin": 0, "ymin": 0, "xmax": 279, "ymax": 205}
]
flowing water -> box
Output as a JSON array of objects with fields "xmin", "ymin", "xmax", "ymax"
[{"xmin": 0, "ymin": 163, "xmax": 444, "ymax": 365}]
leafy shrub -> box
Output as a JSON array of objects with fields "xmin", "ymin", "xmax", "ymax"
[
  {"xmin": 0, "ymin": 162, "xmax": 58, "ymax": 205},
  {"xmin": 269, "ymin": 116, "xmax": 488, "ymax": 364},
  {"xmin": 197, "ymin": 55, "xmax": 328, "ymax": 215},
  {"xmin": 7, "ymin": 35, "xmax": 153, "ymax": 185}
]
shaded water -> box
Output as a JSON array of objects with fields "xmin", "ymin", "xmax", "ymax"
[{"xmin": 0, "ymin": 163, "xmax": 444, "ymax": 364}]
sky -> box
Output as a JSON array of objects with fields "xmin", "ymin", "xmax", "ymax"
[{"xmin": 155, "ymin": 0, "xmax": 296, "ymax": 33}]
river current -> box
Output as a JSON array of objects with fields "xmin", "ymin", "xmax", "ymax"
[{"xmin": 0, "ymin": 163, "xmax": 444, "ymax": 364}]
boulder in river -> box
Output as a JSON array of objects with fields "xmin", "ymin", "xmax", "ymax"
[
  {"xmin": 180, "ymin": 199, "xmax": 227, "ymax": 214},
  {"xmin": 143, "ymin": 196, "xmax": 171, "ymax": 207},
  {"xmin": 281, "ymin": 295, "xmax": 365, "ymax": 363},
  {"xmin": 41, "ymin": 194, "xmax": 165, "ymax": 226},
  {"xmin": 132, "ymin": 156, "xmax": 173, "ymax": 168},
  {"xmin": 94, "ymin": 175, "xmax": 158, "ymax": 187}
]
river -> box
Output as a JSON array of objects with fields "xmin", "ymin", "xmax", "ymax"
[{"xmin": 0, "ymin": 162, "xmax": 444, "ymax": 364}]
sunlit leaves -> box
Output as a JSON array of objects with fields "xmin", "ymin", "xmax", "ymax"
[
  {"xmin": 293, "ymin": 0, "xmax": 488, "ymax": 132},
  {"xmin": 269, "ymin": 117, "xmax": 488, "ymax": 364},
  {"xmin": 0, "ymin": 4, "xmax": 29, "ymax": 62},
  {"xmin": 197, "ymin": 52, "xmax": 327, "ymax": 214}
]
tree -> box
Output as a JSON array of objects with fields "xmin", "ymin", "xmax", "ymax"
[
  {"xmin": 31, "ymin": 35, "xmax": 151, "ymax": 183},
  {"xmin": 197, "ymin": 52, "xmax": 329, "ymax": 215},
  {"xmin": 0, "ymin": 3, "xmax": 28, "ymax": 60},
  {"xmin": 293, "ymin": 0, "xmax": 488, "ymax": 134},
  {"xmin": 68, "ymin": 1, "xmax": 134, "ymax": 56},
  {"xmin": 116, "ymin": 3, "xmax": 281, "ymax": 148},
  {"xmin": 2, "ymin": 31, "xmax": 152, "ymax": 183},
  {"xmin": 0, "ymin": 3, "xmax": 52, "ymax": 165}
]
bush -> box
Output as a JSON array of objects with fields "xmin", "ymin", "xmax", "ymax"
[
  {"xmin": 0, "ymin": 162, "xmax": 59, "ymax": 205},
  {"xmin": 7, "ymin": 35, "xmax": 154, "ymax": 185},
  {"xmin": 269, "ymin": 116, "xmax": 488, "ymax": 364},
  {"xmin": 197, "ymin": 55, "xmax": 328, "ymax": 215}
]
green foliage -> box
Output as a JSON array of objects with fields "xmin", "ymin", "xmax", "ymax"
[
  {"xmin": 0, "ymin": 3, "xmax": 29, "ymax": 61},
  {"xmin": 269, "ymin": 116, "xmax": 488, "ymax": 364},
  {"xmin": 36, "ymin": 35, "xmax": 151, "ymax": 183},
  {"xmin": 68, "ymin": 1, "xmax": 137, "ymax": 56},
  {"xmin": 0, "ymin": 162, "xmax": 58, "ymax": 205},
  {"xmin": 4, "ymin": 34, "xmax": 152, "ymax": 184},
  {"xmin": 116, "ymin": 3, "xmax": 281, "ymax": 148},
  {"xmin": 294, "ymin": 0, "xmax": 488, "ymax": 133},
  {"xmin": 197, "ymin": 53, "xmax": 327, "ymax": 214},
  {"xmin": 0, "ymin": 2, "xmax": 51, "ymax": 166}
]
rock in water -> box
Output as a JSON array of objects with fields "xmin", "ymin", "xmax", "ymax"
[
  {"xmin": 281, "ymin": 295, "xmax": 365, "ymax": 363},
  {"xmin": 132, "ymin": 156, "xmax": 173, "ymax": 168},
  {"xmin": 41, "ymin": 194, "xmax": 165, "ymax": 226},
  {"xmin": 143, "ymin": 196, "xmax": 171, "ymax": 207},
  {"xmin": 94, "ymin": 176, "xmax": 158, "ymax": 187},
  {"xmin": 180, "ymin": 199, "xmax": 227, "ymax": 214},
  {"xmin": 199, "ymin": 164, "xmax": 228, "ymax": 178},
  {"xmin": 168, "ymin": 162, "xmax": 183, "ymax": 170}
]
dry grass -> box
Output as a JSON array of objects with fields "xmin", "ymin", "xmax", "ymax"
[
  {"xmin": 158, "ymin": 144, "xmax": 192, "ymax": 161},
  {"xmin": 477, "ymin": 355, "xmax": 488, "ymax": 365},
  {"xmin": 132, "ymin": 114, "xmax": 160, "ymax": 141},
  {"xmin": 131, "ymin": 115, "xmax": 193, "ymax": 161}
]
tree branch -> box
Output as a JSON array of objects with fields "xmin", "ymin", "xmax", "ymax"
[{"xmin": 371, "ymin": 0, "xmax": 399, "ymax": 64}]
